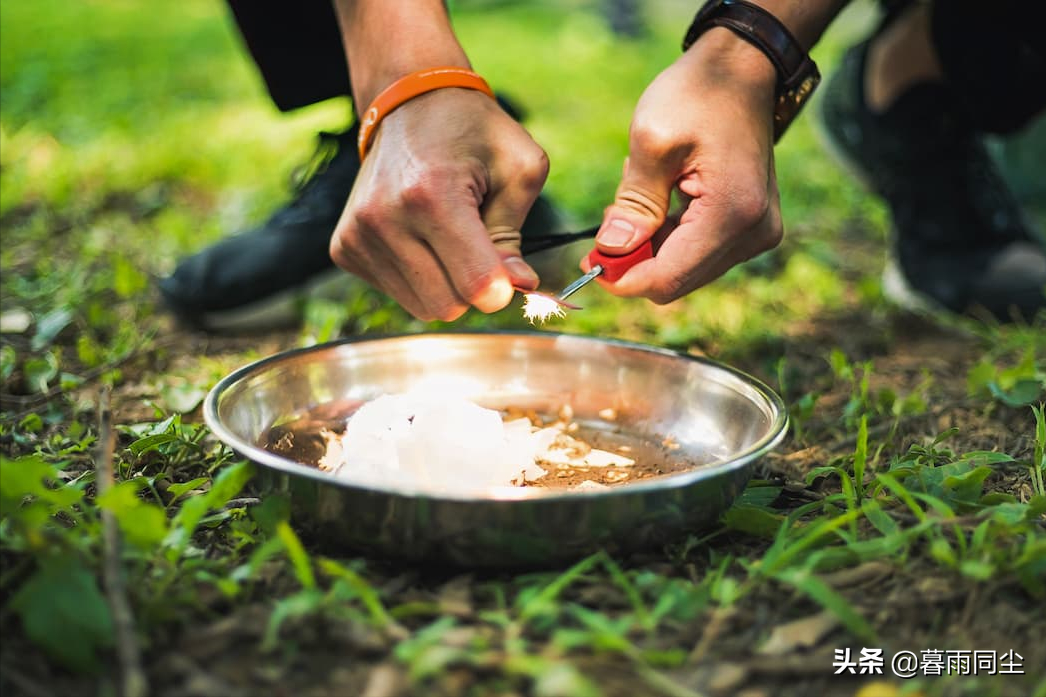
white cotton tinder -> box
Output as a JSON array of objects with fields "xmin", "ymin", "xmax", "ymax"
[{"xmin": 331, "ymin": 393, "xmax": 555, "ymax": 493}]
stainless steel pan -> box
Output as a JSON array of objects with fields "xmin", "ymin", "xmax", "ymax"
[{"xmin": 205, "ymin": 331, "xmax": 787, "ymax": 566}]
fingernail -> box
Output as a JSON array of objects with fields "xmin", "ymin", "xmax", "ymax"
[
  {"xmin": 597, "ymin": 219, "xmax": 635, "ymax": 248},
  {"xmin": 504, "ymin": 257, "xmax": 539, "ymax": 289}
]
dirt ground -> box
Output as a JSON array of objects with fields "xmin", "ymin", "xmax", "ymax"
[{"xmin": 2, "ymin": 306, "xmax": 1042, "ymax": 697}]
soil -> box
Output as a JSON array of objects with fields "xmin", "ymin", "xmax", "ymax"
[{"xmin": 3, "ymin": 308, "xmax": 1042, "ymax": 697}]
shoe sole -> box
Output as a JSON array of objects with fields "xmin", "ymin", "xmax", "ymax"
[{"xmin": 186, "ymin": 269, "xmax": 364, "ymax": 333}]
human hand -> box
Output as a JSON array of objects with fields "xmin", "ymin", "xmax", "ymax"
[
  {"xmin": 330, "ymin": 88, "xmax": 549, "ymax": 321},
  {"xmin": 586, "ymin": 28, "xmax": 784, "ymax": 304}
]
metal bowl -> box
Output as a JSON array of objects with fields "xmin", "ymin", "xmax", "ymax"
[{"xmin": 205, "ymin": 331, "xmax": 787, "ymax": 566}]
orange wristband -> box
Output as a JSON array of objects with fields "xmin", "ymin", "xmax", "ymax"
[{"xmin": 356, "ymin": 67, "xmax": 495, "ymax": 160}]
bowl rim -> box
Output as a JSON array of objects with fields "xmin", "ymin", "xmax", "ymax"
[{"xmin": 204, "ymin": 330, "xmax": 789, "ymax": 502}]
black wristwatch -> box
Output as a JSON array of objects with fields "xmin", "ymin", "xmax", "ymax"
[{"xmin": 683, "ymin": 0, "xmax": 820, "ymax": 142}]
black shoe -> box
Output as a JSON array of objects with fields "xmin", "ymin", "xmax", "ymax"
[
  {"xmin": 158, "ymin": 126, "xmax": 363, "ymax": 331},
  {"xmin": 818, "ymin": 41, "xmax": 1046, "ymax": 321},
  {"xmin": 160, "ymin": 111, "xmax": 563, "ymax": 331}
]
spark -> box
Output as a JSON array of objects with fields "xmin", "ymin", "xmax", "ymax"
[{"xmin": 522, "ymin": 293, "xmax": 567, "ymax": 324}]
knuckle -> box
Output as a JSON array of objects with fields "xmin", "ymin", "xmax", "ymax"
[
  {"xmin": 629, "ymin": 122, "xmax": 680, "ymax": 160},
  {"xmin": 500, "ymin": 145, "xmax": 549, "ymax": 195},
  {"xmin": 762, "ymin": 217, "xmax": 784, "ymax": 249},
  {"xmin": 731, "ymin": 185, "xmax": 772, "ymax": 228},
  {"xmin": 615, "ymin": 186, "xmax": 668, "ymax": 221},
  {"xmin": 351, "ymin": 202, "xmax": 385, "ymax": 233},
  {"xmin": 520, "ymin": 148, "xmax": 550, "ymax": 187},
  {"xmin": 329, "ymin": 230, "xmax": 358, "ymax": 271},
  {"xmin": 398, "ymin": 166, "xmax": 451, "ymax": 212}
]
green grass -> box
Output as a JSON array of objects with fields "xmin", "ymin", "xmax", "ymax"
[{"xmin": 2, "ymin": 1, "xmax": 1045, "ymax": 696}]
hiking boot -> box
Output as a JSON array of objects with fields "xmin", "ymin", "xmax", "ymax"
[
  {"xmin": 160, "ymin": 110, "xmax": 562, "ymax": 331},
  {"xmin": 818, "ymin": 41, "xmax": 1046, "ymax": 321}
]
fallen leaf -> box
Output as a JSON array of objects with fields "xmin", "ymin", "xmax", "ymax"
[
  {"xmin": 707, "ymin": 662, "xmax": 747, "ymax": 693},
  {"xmin": 757, "ymin": 611, "xmax": 839, "ymax": 656},
  {"xmin": 822, "ymin": 561, "xmax": 893, "ymax": 589},
  {"xmin": 361, "ymin": 663, "xmax": 406, "ymax": 697}
]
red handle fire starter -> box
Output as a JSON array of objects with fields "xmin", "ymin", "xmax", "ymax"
[{"xmin": 586, "ymin": 239, "xmax": 654, "ymax": 282}]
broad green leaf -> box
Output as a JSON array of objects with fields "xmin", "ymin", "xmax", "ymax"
[
  {"xmin": 23, "ymin": 352, "xmax": 58, "ymax": 393},
  {"xmin": 989, "ymin": 379, "xmax": 1043, "ymax": 407},
  {"xmin": 0, "ymin": 454, "xmax": 84, "ymax": 517},
  {"xmin": 166, "ymin": 462, "xmax": 252, "ymax": 555},
  {"xmin": 249, "ymin": 494, "xmax": 291, "ymax": 536},
  {"xmin": 31, "ymin": 307, "xmax": 73, "ymax": 351},
  {"xmin": 204, "ymin": 460, "xmax": 253, "ymax": 509},
  {"xmin": 979, "ymin": 492, "xmax": 1018, "ymax": 506},
  {"xmin": 942, "ymin": 465, "xmax": 993, "ymax": 503},
  {"xmin": 862, "ymin": 500, "xmax": 899, "ymax": 537},
  {"xmin": 18, "ymin": 412, "xmax": 43, "ymax": 432},
  {"xmin": 737, "ymin": 484, "xmax": 782, "ymax": 508},
  {"xmin": 722, "ymin": 504, "xmax": 785, "ymax": 539},
  {"xmin": 0, "ymin": 344, "xmax": 16, "ymax": 381},
  {"xmin": 161, "ymin": 382, "xmax": 208, "ymax": 414},
  {"xmin": 96, "ymin": 481, "xmax": 168, "ymax": 548},
  {"xmin": 959, "ymin": 559, "xmax": 995, "ymax": 581},
  {"xmin": 10, "ymin": 556, "xmax": 114, "ymax": 673},
  {"xmin": 112, "ymin": 255, "xmax": 148, "ymax": 298},
  {"xmin": 127, "ymin": 432, "xmax": 180, "ymax": 455},
  {"xmin": 988, "ymin": 496, "xmax": 1046, "ymax": 526},
  {"xmin": 166, "ymin": 477, "xmax": 209, "ymax": 501},
  {"xmin": 966, "ymin": 360, "xmax": 996, "ymax": 398},
  {"xmin": 930, "ymin": 538, "xmax": 957, "ymax": 567}
]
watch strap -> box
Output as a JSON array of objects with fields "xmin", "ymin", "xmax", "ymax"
[{"xmin": 683, "ymin": 0, "xmax": 820, "ymax": 141}]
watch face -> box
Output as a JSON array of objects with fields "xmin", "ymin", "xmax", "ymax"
[{"xmin": 773, "ymin": 73, "xmax": 820, "ymax": 141}]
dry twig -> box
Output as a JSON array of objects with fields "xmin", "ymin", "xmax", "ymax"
[{"xmin": 97, "ymin": 388, "xmax": 149, "ymax": 697}]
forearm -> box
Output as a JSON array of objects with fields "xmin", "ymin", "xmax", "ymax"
[
  {"xmin": 684, "ymin": 1, "xmax": 848, "ymax": 85},
  {"xmin": 748, "ymin": 0, "xmax": 849, "ymax": 50},
  {"xmin": 333, "ymin": 0, "xmax": 471, "ymax": 109}
]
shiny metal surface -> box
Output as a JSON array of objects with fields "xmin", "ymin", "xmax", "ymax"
[{"xmin": 205, "ymin": 331, "xmax": 787, "ymax": 566}]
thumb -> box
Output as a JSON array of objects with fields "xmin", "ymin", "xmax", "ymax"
[{"xmin": 597, "ymin": 153, "xmax": 677, "ymax": 254}]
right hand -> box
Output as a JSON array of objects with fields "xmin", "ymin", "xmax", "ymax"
[
  {"xmin": 330, "ymin": 87, "xmax": 549, "ymax": 321},
  {"xmin": 585, "ymin": 28, "xmax": 784, "ymax": 305}
]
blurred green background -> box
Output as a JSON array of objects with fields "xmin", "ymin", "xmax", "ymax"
[{"xmin": 1, "ymin": 0, "xmax": 1041, "ymax": 351}]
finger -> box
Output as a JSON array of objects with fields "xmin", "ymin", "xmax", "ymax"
[
  {"xmin": 330, "ymin": 224, "xmax": 449, "ymax": 322},
  {"xmin": 603, "ymin": 186, "xmax": 779, "ymax": 303},
  {"xmin": 596, "ymin": 130, "xmax": 685, "ymax": 255},
  {"xmin": 423, "ymin": 197, "xmax": 516, "ymax": 313},
  {"xmin": 371, "ymin": 230, "xmax": 471, "ymax": 322},
  {"xmin": 480, "ymin": 145, "xmax": 548, "ymax": 290},
  {"xmin": 590, "ymin": 216, "xmax": 727, "ymax": 301}
]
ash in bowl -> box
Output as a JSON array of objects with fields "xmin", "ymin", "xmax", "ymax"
[{"xmin": 263, "ymin": 393, "xmax": 695, "ymax": 495}]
